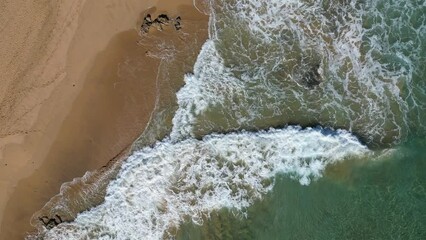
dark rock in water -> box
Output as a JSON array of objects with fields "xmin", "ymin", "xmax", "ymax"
[
  {"xmin": 55, "ymin": 214, "xmax": 63, "ymax": 223},
  {"xmin": 302, "ymin": 63, "xmax": 322, "ymax": 88},
  {"xmin": 38, "ymin": 214, "xmax": 64, "ymax": 229}
]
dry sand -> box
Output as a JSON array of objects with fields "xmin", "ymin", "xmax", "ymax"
[{"xmin": 0, "ymin": 0, "xmax": 209, "ymax": 239}]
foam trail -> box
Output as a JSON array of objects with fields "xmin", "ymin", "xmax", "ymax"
[
  {"xmin": 174, "ymin": 0, "xmax": 426, "ymax": 145},
  {"xmin": 171, "ymin": 40, "xmax": 243, "ymax": 141},
  {"xmin": 42, "ymin": 126, "xmax": 368, "ymax": 239},
  {"xmin": 36, "ymin": 0, "xmax": 426, "ymax": 238}
]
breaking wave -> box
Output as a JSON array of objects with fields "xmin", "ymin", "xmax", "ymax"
[
  {"xmin": 41, "ymin": 127, "xmax": 368, "ymax": 239},
  {"xmin": 37, "ymin": 0, "xmax": 426, "ymax": 239},
  {"xmin": 174, "ymin": 0, "xmax": 426, "ymax": 145}
]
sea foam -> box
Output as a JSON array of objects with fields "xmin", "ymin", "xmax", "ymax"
[
  {"xmin": 183, "ymin": 0, "xmax": 425, "ymax": 145},
  {"xmin": 38, "ymin": 0, "xmax": 426, "ymax": 238},
  {"xmin": 43, "ymin": 126, "xmax": 368, "ymax": 239}
]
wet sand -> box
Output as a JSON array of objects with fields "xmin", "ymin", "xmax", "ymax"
[{"xmin": 0, "ymin": 0, "xmax": 208, "ymax": 239}]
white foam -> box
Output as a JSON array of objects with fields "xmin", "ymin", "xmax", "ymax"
[
  {"xmin": 43, "ymin": 126, "xmax": 368, "ymax": 239},
  {"xmin": 39, "ymin": 0, "xmax": 425, "ymax": 239},
  {"xmin": 170, "ymin": 40, "xmax": 244, "ymax": 140},
  {"xmin": 196, "ymin": 0, "xmax": 422, "ymax": 144}
]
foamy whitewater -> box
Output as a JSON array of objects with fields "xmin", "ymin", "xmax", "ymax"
[
  {"xmin": 39, "ymin": 0, "xmax": 425, "ymax": 239},
  {"xmin": 42, "ymin": 127, "xmax": 367, "ymax": 239},
  {"xmin": 173, "ymin": 0, "xmax": 425, "ymax": 145}
]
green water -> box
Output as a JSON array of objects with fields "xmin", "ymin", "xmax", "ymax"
[
  {"xmin": 176, "ymin": 1, "xmax": 426, "ymax": 238},
  {"xmin": 187, "ymin": 0, "xmax": 426, "ymax": 146},
  {"xmin": 36, "ymin": 0, "xmax": 426, "ymax": 239},
  {"xmin": 177, "ymin": 137, "xmax": 426, "ymax": 239}
]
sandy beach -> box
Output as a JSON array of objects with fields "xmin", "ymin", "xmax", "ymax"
[{"xmin": 0, "ymin": 0, "xmax": 208, "ymax": 239}]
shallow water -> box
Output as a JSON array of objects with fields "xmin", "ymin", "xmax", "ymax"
[
  {"xmin": 173, "ymin": 0, "xmax": 426, "ymax": 146},
  {"xmin": 178, "ymin": 137, "xmax": 426, "ymax": 239},
  {"xmin": 37, "ymin": 0, "xmax": 426, "ymax": 239}
]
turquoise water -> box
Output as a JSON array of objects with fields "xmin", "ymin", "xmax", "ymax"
[
  {"xmin": 177, "ymin": 137, "xmax": 426, "ymax": 239},
  {"xmin": 177, "ymin": 0, "xmax": 426, "ymax": 239},
  {"xmin": 37, "ymin": 0, "xmax": 426, "ymax": 239}
]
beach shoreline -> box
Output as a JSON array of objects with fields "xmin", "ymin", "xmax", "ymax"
[{"xmin": 0, "ymin": 0, "xmax": 209, "ymax": 239}]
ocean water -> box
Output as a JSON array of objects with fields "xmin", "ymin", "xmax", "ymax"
[
  {"xmin": 36, "ymin": 0, "xmax": 425, "ymax": 239},
  {"xmin": 177, "ymin": 138, "xmax": 426, "ymax": 239}
]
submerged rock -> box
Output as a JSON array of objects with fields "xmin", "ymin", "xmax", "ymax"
[
  {"xmin": 302, "ymin": 63, "xmax": 322, "ymax": 88},
  {"xmin": 38, "ymin": 214, "xmax": 63, "ymax": 229}
]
